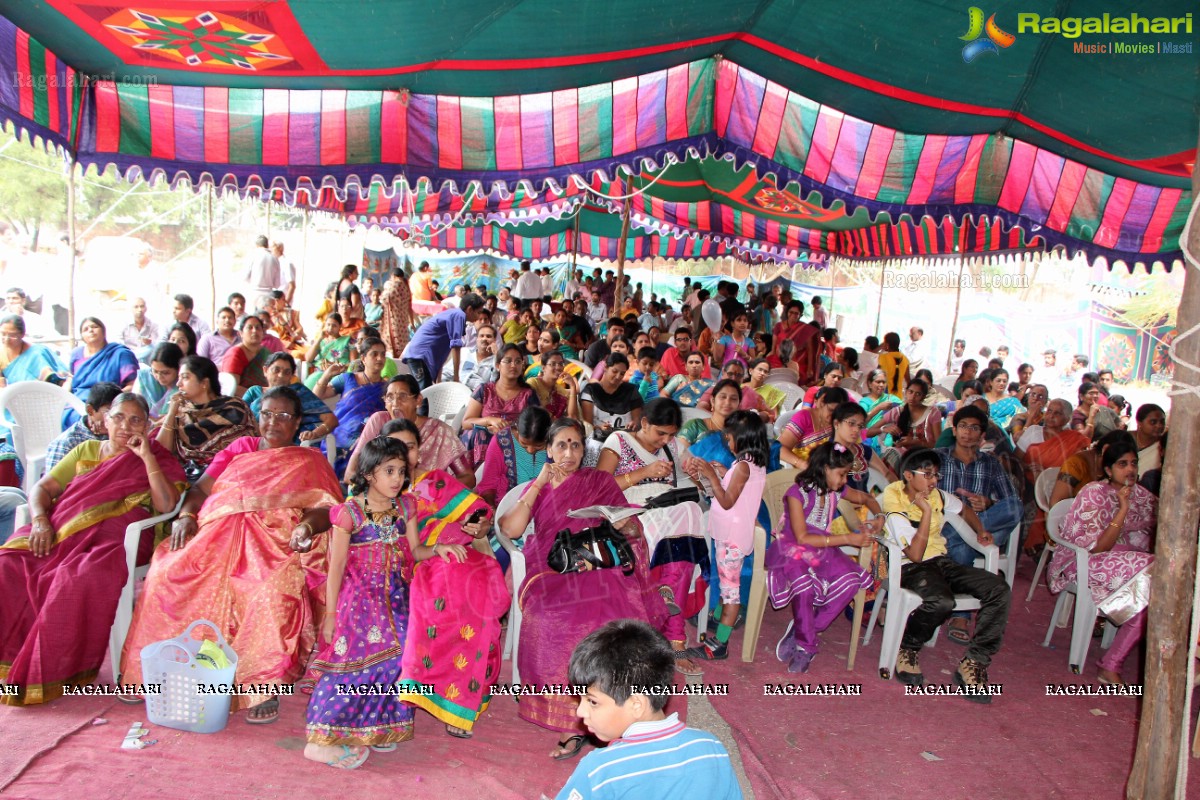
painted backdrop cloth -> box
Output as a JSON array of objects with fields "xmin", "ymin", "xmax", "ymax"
[
  {"xmin": 518, "ymin": 468, "xmax": 669, "ymax": 733},
  {"xmin": 306, "ymin": 498, "xmax": 416, "ymax": 746},
  {"xmin": 65, "ymin": 342, "xmax": 138, "ymax": 426},
  {"xmin": 0, "ymin": 442, "xmax": 186, "ymax": 705},
  {"xmin": 121, "ymin": 446, "xmax": 341, "ymax": 711},
  {"xmin": 396, "ymin": 471, "xmax": 509, "ymax": 732}
]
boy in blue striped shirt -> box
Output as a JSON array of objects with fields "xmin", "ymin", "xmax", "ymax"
[{"xmin": 555, "ymin": 620, "xmax": 742, "ymax": 800}]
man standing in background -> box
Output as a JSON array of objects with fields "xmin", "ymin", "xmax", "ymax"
[
  {"xmin": 272, "ymin": 241, "xmax": 296, "ymax": 305},
  {"xmin": 243, "ymin": 235, "xmax": 281, "ymax": 306}
]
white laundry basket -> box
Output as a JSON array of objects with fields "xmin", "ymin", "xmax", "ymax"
[{"xmin": 140, "ymin": 619, "xmax": 238, "ymax": 734}]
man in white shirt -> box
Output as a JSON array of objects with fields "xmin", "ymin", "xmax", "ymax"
[
  {"xmin": 902, "ymin": 326, "xmax": 930, "ymax": 372},
  {"xmin": 271, "ymin": 241, "xmax": 296, "ymax": 305},
  {"xmin": 565, "ymin": 269, "xmax": 584, "ymax": 301},
  {"xmin": 859, "ymin": 335, "xmax": 881, "ymax": 375},
  {"xmin": 3, "ymin": 287, "xmax": 53, "ymax": 340},
  {"xmin": 948, "ymin": 339, "xmax": 968, "ymax": 376},
  {"xmin": 514, "ymin": 261, "xmax": 542, "ymax": 308},
  {"xmin": 540, "ymin": 267, "xmax": 554, "ymax": 302},
  {"xmin": 242, "ymin": 235, "xmax": 281, "ymax": 300},
  {"xmin": 586, "ymin": 296, "xmax": 608, "ymax": 330},
  {"xmin": 120, "ymin": 297, "xmax": 160, "ymax": 354}
]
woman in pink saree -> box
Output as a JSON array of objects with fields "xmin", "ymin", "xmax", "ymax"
[
  {"xmin": 121, "ymin": 387, "xmax": 343, "ymax": 722},
  {"xmin": 382, "ymin": 419, "xmax": 509, "ymax": 739},
  {"xmin": 498, "ymin": 418, "xmax": 668, "ymax": 760},
  {"xmin": 0, "ymin": 394, "xmax": 185, "ymax": 705}
]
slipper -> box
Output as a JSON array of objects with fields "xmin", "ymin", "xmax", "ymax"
[
  {"xmin": 370, "ymin": 743, "xmax": 398, "ymax": 752},
  {"xmin": 115, "ymin": 695, "xmax": 144, "ymax": 706},
  {"xmin": 658, "ymin": 586, "xmax": 681, "ymax": 615},
  {"xmin": 445, "ymin": 724, "xmax": 473, "ymax": 739},
  {"xmin": 1097, "ymin": 673, "xmax": 1126, "ymax": 687},
  {"xmin": 245, "ymin": 699, "xmax": 280, "ymax": 724},
  {"xmin": 947, "ymin": 620, "xmax": 971, "ymax": 646},
  {"xmin": 326, "ymin": 745, "xmax": 370, "ymax": 770},
  {"xmin": 552, "ymin": 734, "xmax": 587, "ymax": 761},
  {"xmin": 673, "ymin": 649, "xmax": 704, "ymax": 677}
]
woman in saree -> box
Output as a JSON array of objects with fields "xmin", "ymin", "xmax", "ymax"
[
  {"xmin": 1070, "ymin": 381, "xmax": 1104, "ymax": 436},
  {"xmin": 952, "ymin": 359, "xmax": 979, "ymax": 399},
  {"xmin": 381, "ymin": 419, "xmax": 509, "ymax": 739},
  {"xmin": 460, "ymin": 343, "xmax": 541, "ymax": 469},
  {"xmin": 303, "ymin": 312, "xmax": 352, "ymax": 390},
  {"xmin": 679, "ymin": 378, "xmax": 742, "ymax": 469},
  {"xmin": 156, "ymin": 355, "xmax": 259, "ymax": 483},
  {"xmin": 220, "ymin": 314, "xmax": 269, "ymax": 398},
  {"xmin": 858, "ymin": 368, "xmax": 901, "ymax": 454},
  {"xmin": 1132, "ymin": 404, "xmax": 1166, "ymax": 479},
  {"xmin": 1049, "ymin": 441, "xmax": 1156, "ymax": 685},
  {"xmin": 863, "ymin": 379, "xmax": 941, "ymax": 473},
  {"xmin": 134, "ymin": 342, "xmax": 181, "ymax": 419},
  {"xmin": 477, "ymin": 406, "xmax": 551, "ymax": 508},
  {"xmin": 598, "ymin": 398, "xmax": 709, "ymax": 676},
  {"xmin": 666, "ymin": 352, "xmax": 716, "ymax": 408},
  {"xmin": 344, "ymin": 374, "xmax": 473, "ymax": 487},
  {"xmin": 499, "ymin": 307, "xmax": 534, "ymax": 346},
  {"xmin": 778, "ymin": 386, "xmax": 850, "ymax": 471},
  {"xmin": 0, "ymin": 314, "xmax": 64, "ymax": 387},
  {"xmin": 746, "ymin": 358, "xmax": 785, "ymax": 422},
  {"xmin": 243, "ymin": 352, "xmax": 338, "ymax": 441},
  {"xmin": 1018, "ymin": 399, "xmax": 1090, "ymax": 551},
  {"xmin": 802, "ymin": 363, "xmax": 846, "ymax": 409},
  {"xmin": 980, "ymin": 368, "xmax": 1023, "ymax": 431},
  {"xmin": 528, "ymin": 350, "xmax": 580, "ymax": 420},
  {"xmin": 315, "ymin": 337, "xmax": 389, "ymax": 477},
  {"xmin": 64, "ymin": 317, "xmax": 139, "ymax": 426},
  {"xmin": 379, "ymin": 268, "xmax": 413, "ymax": 358},
  {"xmin": 1008, "ymin": 384, "xmax": 1049, "ymax": 443},
  {"xmin": 122, "ymin": 387, "xmax": 342, "ymax": 722},
  {"xmin": 773, "ymin": 300, "xmax": 818, "ymax": 381},
  {"xmin": 0, "ymin": 393, "xmax": 184, "ymax": 705},
  {"xmin": 498, "ymin": 418, "xmax": 668, "ymax": 760}
]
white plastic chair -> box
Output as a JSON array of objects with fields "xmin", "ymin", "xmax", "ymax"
[
  {"xmin": 1042, "ymin": 499, "xmax": 1116, "ymax": 673},
  {"xmin": 971, "ymin": 520, "xmax": 1021, "ymax": 591},
  {"xmin": 495, "ymin": 481, "xmax": 534, "ymax": 683},
  {"xmin": 1026, "ymin": 467, "xmax": 1062, "ymax": 601},
  {"xmin": 866, "ymin": 467, "xmax": 890, "ymax": 496},
  {"xmin": 774, "ymin": 408, "xmax": 797, "ymax": 439},
  {"xmin": 681, "ymin": 407, "xmax": 711, "ymax": 425},
  {"xmin": 864, "ymin": 512, "xmax": 999, "ymax": 680},
  {"xmin": 218, "ymin": 372, "xmax": 238, "ymax": 396},
  {"xmin": 0, "ymin": 382, "xmax": 88, "ymax": 493},
  {"xmin": 765, "ymin": 368, "xmax": 799, "ymax": 386},
  {"xmin": 775, "ymin": 382, "xmax": 806, "ymax": 412},
  {"xmin": 421, "ymin": 383, "xmax": 473, "ymax": 427}
]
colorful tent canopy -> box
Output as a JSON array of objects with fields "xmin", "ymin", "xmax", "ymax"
[{"xmin": 0, "ymin": 4, "xmax": 1193, "ymax": 269}]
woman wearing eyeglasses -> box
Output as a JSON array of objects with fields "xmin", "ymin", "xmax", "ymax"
[
  {"xmin": 122, "ymin": 387, "xmax": 343, "ymax": 724},
  {"xmin": 0, "ymin": 393, "xmax": 185, "ymax": 706},
  {"xmin": 460, "ymin": 343, "xmax": 541, "ymax": 469}
]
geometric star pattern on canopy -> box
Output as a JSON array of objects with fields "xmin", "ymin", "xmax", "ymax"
[{"xmin": 103, "ymin": 9, "xmax": 292, "ymax": 71}]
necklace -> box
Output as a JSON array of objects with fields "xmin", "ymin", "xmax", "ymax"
[{"xmin": 359, "ymin": 494, "xmax": 401, "ymax": 542}]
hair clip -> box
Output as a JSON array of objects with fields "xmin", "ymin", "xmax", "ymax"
[{"xmin": 832, "ymin": 443, "xmax": 847, "ymax": 453}]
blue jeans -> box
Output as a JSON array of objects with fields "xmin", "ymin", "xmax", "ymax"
[
  {"xmin": 943, "ymin": 493, "xmax": 1021, "ymax": 622},
  {"xmin": 0, "ymin": 486, "xmax": 28, "ymax": 544}
]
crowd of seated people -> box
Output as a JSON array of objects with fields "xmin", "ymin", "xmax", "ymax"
[{"xmin": 0, "ymin": 259, "xmax": 1174, "ymax": 784}]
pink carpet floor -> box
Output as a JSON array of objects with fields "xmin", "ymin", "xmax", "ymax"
[{"xmin": 1, "ymin": 557, "xmax": 1198, "ymax": 800}]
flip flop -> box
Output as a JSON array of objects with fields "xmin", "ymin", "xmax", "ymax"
[
  {"xmin": 245, "ymin": 699, "xmax": 280, "ymax": 724},
  {"xmin": 552, "ymin": 734, "xmax": 588, "ymax": 761},
  {"xmin": 673, "ymin": 649, "xmax": 705, "ymax": 676},
  {"xmin": 326, "ymin": 745, "xmax": 370, "ymax": 770},
  {"xmin": 445, "ymin": 724, "xmax": 473, "ymax": 739},
  {"xmin": 658, "ymin": 586, "xmax": 681, "ymax": 615},
  {"xmin": 370, "ymin": 743, "xmax": 398, "ymax": 752},
  {"xmin": 947, "ymin": 620, "xmax": 971, "ymax": 645}
]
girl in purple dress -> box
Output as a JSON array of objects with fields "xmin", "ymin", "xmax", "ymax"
[
  {"xmin": 304, "ymin": 437, "xmax": 468, "ymax": 769},
  {"xmin": 767, "ymin": 442, "xmax": 881, "ymax": 673}
]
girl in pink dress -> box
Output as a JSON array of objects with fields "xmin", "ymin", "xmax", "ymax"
[{"xmin": 1048, "ymin": 440, "xmax": 1156, "ymax": 685}]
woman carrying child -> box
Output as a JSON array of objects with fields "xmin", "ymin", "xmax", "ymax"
[
  {"xmin": 684, "ymin": 411, "xmax": 769, "ymax": 661},
  {"xmin": 767, "ymin": 443, "xmax": 881, "ymax": 673},
  {"xmin": 304, "ymin": 437, "xmax": 468, "ymax": 769}
]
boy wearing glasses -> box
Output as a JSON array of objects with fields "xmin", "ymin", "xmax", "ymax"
[{"xmin": 881, "ymin": 447, "xmax": 1010, "ymax": 700}]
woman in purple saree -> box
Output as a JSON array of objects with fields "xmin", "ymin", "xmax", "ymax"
[{"xmin": 498, "ymin": 418, "xmax": 668, "ymax": 760}]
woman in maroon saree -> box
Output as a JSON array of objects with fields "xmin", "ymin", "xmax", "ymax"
[
  {"xmin": 498, "ymin": 418, "xmax": 668, "ymax": 760},
  {"xmin": 0, "ymin": 394, "xmax": 185, "ymax": 705}
]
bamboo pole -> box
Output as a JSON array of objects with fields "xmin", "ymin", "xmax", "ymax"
[
  {"xmin": 1126, "ymin": 126, "xmax": 1200, "ymax": 800},
  {"xmin": 615, "ymin": 193, "xmax": 632, "ymax": 307},
  {"xmin": 946, "ymin": 250, "xmax": 967, "ymax": 375},
  {"xmin": 64, "ymin": 154, "xmax": 76, "ymax": 347},
  {"xmin": 206, "ymin": 185, "xmax": 215, "ymax": 326},
  {"xmin": 873, "ymin": 260, "xmax": 887, "ymax": 337}
]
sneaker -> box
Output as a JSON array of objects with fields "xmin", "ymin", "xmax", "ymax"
[
  {"xmin": 894, "ymin": 648, "xmax": 924, "ymax": 686},
  {"xmin": 687, "ymin": 637, "xmax": 729, "ymax": 661},
  {"xmin": 787, "ymin": 648, "xmax": 815, "ymax": 674},
  {"xmin": 954, "ymin": 658, "xmax": 994, "ymax": 704},
  {"xmin": 658, "ymin": 586, "xmax": 681, "ymax": 615},
  {"xmin": 775, "ymin": 621, "xmax": 797, "ymax": 663}
]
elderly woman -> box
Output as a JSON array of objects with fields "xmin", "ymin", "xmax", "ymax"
[
  {"xmin": 1007, "ymin": 383, "xmax": 1049, "ymax": 442},
  {"xmin": 156, "ymin": 355, "xmax": 259, "ymax": 482},
  {"xmin": 864, "ymin": 379, "xmax": 941, "ymax": 472},
  {"xmin": 0, "ymin": 314, "xmax": 64, "ymax": 387},
  {"xmin": 499, "ymin": 418, "xmax": 668, "ymax": 760},
  {"xmin": 221, "ymin": 314, "xmax": 270, "ymax": 398},
  {"xmin": 0, "ymin": 393, "xmax": 185, "ymax": 705},
  {"xmin": 1049, "ymin": 440, "xmax": 1156, "ymax": 685},
  {"xmin": 243, "ymin": 352, "xmax": 338, "ymax": 441},
  {"xmin": 64, "ymin": 317, "xmax": 139, "ymax": 426},
  {"xmin": 134, "ymin": 342, "xmax": 183, "ymax": 419},
  {"xmin": 461, "ymin": 343, "xmax": 541, "ymax": 468},
  {"xmin": 344, "ymin": 374, "xmax": 473, "ymax": 486},
  {"xmin": 122, "ymin": 387, "xmax": 342, "ymax": 723},
  {"xmin": 1017, "ymin": 398, "xmax": 1090, "ymax": 551},
  {"xmin": 779, "ymin": 386, "xmax": 851, "ymax": 470},
  {"xmin": 597, "ymin": 398, "xmax": 708, "ymax": 676}
]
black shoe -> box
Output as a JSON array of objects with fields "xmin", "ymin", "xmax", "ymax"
[{"xmin": 686, "ymin": 637, "xmax": 729, "ymax": 661}]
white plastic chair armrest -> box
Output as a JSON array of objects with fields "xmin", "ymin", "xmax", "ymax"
[{"xmin": 946, "ymin": 513, "xmax": 999, "ymax": 572}]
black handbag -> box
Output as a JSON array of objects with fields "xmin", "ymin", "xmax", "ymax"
[
  {"xmin": 640, "ymin": 445, "xmax": 702, "ymax": 509},
  {"xmin": 547, "ymin": 521, "xmax": 636, "ymax": 576}
]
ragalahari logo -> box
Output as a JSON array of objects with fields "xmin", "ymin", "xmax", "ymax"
[{"xmin": 960, "ymin": 7, "xmax": 1016, "ymax": 62}]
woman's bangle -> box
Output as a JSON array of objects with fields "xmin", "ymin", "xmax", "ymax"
[{"xmin": 178, "ymin": 511, "xmax": 198, "ymax": 521}]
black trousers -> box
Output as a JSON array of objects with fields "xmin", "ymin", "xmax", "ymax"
[{"xmin": 899, "ymin": 556, "xmax": 1010, "ymax": 667}]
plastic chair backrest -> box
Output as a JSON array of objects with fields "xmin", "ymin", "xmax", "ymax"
[
  {"xmin": 0, "ymin": 381, "xmax": 87, "ymax": 460},
  {"xmin": 496, "ymin": 480, "xmax": 534, "ymax": 539},
  {"xmin": 218, "ymin": 373, "xmax": 237, "ymax": 396},
  {"xmin": 421, "ymin": 383, "xmax": 473, "ymax": 424},
  {"xmin": 763, "ymin": 468, "xmax": 799, "ymax": 534},
  {"xmin": 776, "ymin": 382, "xmax": 806, "ymax": 411},
  {"xmin": 867, "ymin": 467, "xmax": 890, "ymax": 496},
  {"xmin": 1035, "ymin": 467, "xmax": 1061, "ymax": 512},
  {"xmin": 774, "ymin": 408, "xmax": 796, "ymax": 438},
  {"xmin": 765, "ymin": 368, "xmax": 799, "ymax": 386},
  {"xmin": 1045, "ymin": 498, "xmax": 1073, "ymax": 545}
]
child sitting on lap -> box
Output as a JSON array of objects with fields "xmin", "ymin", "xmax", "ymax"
[{"xmin": 555, "ymin": 619, "xmax": 743, "ymax": 800}]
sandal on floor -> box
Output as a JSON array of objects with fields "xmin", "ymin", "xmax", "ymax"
[
  {"xmin": 445, "ymin": 724, "xmax": 473, "ymax": 739},
  {"xmin": 115, "ymin": 694, "xmax": 144, "ymax": 706},
  {"xmin": 552, "ymin": 734, "xmax": 588, "ymax": 761},
  {"xmin": 326, "ymin": 745, "xmax": 370, "ymax": 769},
  {"xmin": 947, "ymin": 620, "xmax": 971, "ymax": 645},
  {"xmin": 673, "ymin": 649, "xmax": 704, "ymax": 677},
  {"xmin": 658, "ymin": 586, "xmax": 681, "ymax": 616},
  {"xmin": 1097, "ymin": 672, "xmax": 1126, "ymax": 687},
  {"xmin": 370, "ymin": 743, "xmax": 398, "ymax": 752},
  {"xmin": 245, "ymin": 699, "xmax": 280, "ymax": 724}
]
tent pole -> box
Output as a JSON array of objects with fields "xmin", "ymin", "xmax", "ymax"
[
  {"xmin": 64, "ymin": 153, "xmax": 77, "ymax": 348},
  {"xmin": 946, "ymin": 250, "xmax": 967, "ymax": 374},
  {"xmin": 1127, "ymin": 126, "xmax": 1200, "ymax": 800},
  {"xmin": 615, "ymin": 194, "xmax": 631, "ymax": 307},
  {"xmin": 206, "ymin": 185, "xmax": 215, "ymax": 327},
  {"xmin": 301, "ymin": 208, "xmax": 310, "ymax": 307},
  {"xmin": 828, "ymin": 256, "xmax": 837, "ymax": 319},
  {"xmin": 873, "ymin": 260, "xmax": 886, "ymax": 338},
  {"xmin": 569, "ymin": 208, "xmax": 580, "ymax": 277}
]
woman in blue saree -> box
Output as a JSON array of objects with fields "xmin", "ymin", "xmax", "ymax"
[
  {"xmin": 64, "ymin": 318, "xmax": 138, "ymax": 427},
  {"xmin": 0, "ymin": 315, "xmax": 64, "ymax": 387},
  {"xmin": 314, "ymin": 337, "xmax": 388, "ymax": 477}
]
